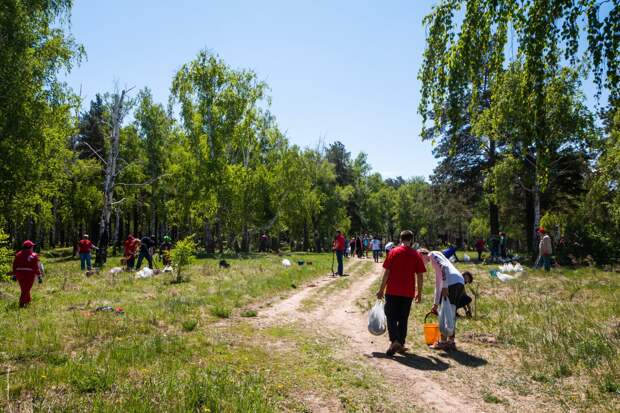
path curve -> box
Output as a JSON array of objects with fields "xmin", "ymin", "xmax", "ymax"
[{"xmin": 258, "ymin": 260, "xmax": 490, "ymax": 413}]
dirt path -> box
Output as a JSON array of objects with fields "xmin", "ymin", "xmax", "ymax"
[{"xmin": 257, "ymin": 260, "xmax": 490, "ymax": 413}]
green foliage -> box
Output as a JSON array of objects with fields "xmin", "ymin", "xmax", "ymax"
[
  {"xmin": 0, "ymin": 229, "xmax": 12, "ymax": 282},
  {"xmin": 468, "ymin": 217, "xmax": 488, "ymax": 240},
  {"xmin": 170, "ymin": 236, "xmax": 196, "ymax": 282},
  {"xmin": 181, "ymin": 319, "xmax": 198, "ymax": 332}
]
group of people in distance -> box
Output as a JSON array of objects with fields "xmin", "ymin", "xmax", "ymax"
[
  {"xmin": 122, "ymin": 234, "xmax": 173, "ymax": 270},
  {"xmin": 75, "ymin": 233, "xmax": 174, "ymax": 272},
  {"xmin": 332, "ymin": 232, "xmax": 388, "ymax": 275},
  {"xmin": 347, "ymin": 233, "xmax": 384, "ymax": 260},
  {"xmin": 473, "ymin": 231, "xmax": 508, "ymax": 262},
  {"xmin": 372, "ymin": 230, "xmax": 473, "ymax": 354}
]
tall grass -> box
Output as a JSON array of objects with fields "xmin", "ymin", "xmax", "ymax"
[
  {"xmin": 0, "ymin": 253, "xmax": 333, "ymax": 411},
  {"xmin": 407, "ymin": 262, "xmax": 620, "ymax": 409}
]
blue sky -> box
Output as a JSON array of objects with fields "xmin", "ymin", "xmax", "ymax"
[{"xmin": 63, "ymin": 0, "xmax": 438, "ymax": 179}]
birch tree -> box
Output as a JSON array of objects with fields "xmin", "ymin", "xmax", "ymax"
[{"xmin": 98, "ymin": 89, "xmax": 131, "ymax": 257}]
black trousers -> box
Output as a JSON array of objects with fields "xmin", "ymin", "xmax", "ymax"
[{"xmin": 384, "ymin": 294, "xmax": 413, "ymax": 345}]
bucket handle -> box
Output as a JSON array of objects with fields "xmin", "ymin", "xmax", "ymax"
[{"xmin": 424, "ymin": 311, "xmax": 437, "ymax": 324}]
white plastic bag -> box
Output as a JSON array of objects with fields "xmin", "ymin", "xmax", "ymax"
[
  {"xmin": 496, "ymin": 272, "xmax": 515, "ymax": 282},
  {"xmin": 463, "ymin": 254, "xmax": 471, "ymax": 262},
  {"xmin": 281, "ymin": 259, "xmax": 291, "ymax": 267},
  {"xmin": 109, "ymin": 267, "xmax": 123, "ymax": 274},
  {"xmin": 438, "ymin": 297, "xmax": 455, "ymax": 337},
  {"xmin": 368, "ymin": 300, "xmax": 387, "ymax": 336},
  {"xmin": 136, "ymin": 268, "xmax": 154, "ymax": 278}
]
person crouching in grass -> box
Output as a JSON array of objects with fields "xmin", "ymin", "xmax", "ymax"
[
  {"xmin": 376, "ymin": 230, "xmax": 426, "ymax": 356},
  {"xmin": 418, "ymin": 248, "xmax": 471, "ymax": 350}
]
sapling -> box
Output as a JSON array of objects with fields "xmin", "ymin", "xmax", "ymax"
[{"xmin": 170, "ymin": 236, "xmax": 196, "ymax": 283}]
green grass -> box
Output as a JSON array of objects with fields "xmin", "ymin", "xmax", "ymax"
[
  {"xmin": 0, "ymin": 252, "xmax": 341, "ymax": 412},
  {"xmin": 3, "ymin": 250, "xmax": 618, "ymax": 411},
  {"xmin": 405, "ymin": 261, "xmax": 620, "ymax": 411}
]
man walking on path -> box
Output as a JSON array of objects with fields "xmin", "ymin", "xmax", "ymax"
[
  {"xmin": 333, "ymin": 230, "xmax": 346, "ymax": 276},
  {"xmin": 371, "ymin": 235, "xmax": 381, "ymax": 263},
  {"xmin": 355, "ymin": 235, "xmax": 363, "ymax": 258},
  {"xmin": 78, "ymin": 234, "xmax": 97, "ymax": 271},
  {"xmin": 538, "ymin": 227, "xmax": 553, "ymax": 271},
  {"xmin": 12, "ymin": 240, "xmax": 42, "ymax": 307},
  {"xmin": 136, "ymin": 235, "xmax": 155, "ymax": 269},
  {"xmin": 376, "ymin": 230, "xmax": 426, "ymax": 356}
]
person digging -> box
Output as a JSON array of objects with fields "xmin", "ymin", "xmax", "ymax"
[{"xmin": 376, "ymin": 230, "xmax": 426, "ymax": 356}]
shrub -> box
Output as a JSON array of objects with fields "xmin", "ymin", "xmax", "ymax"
[
  {"xmin": 241, "ymin": 309, "xmax": 258, "ymax": 317},
  {"xmin": 211, "ymin": 305, "xmax": 231, "ymax": 319},
  {"xmin": 170, "ymin": 235, "xmax": 197, "ymax": 283},
  {"xmin": 182, "ymin": 319, "xmax": 198, "ymax": 332}
]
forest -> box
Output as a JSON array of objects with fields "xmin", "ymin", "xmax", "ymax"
[{"xmin": 1, "ymin": 0, "xmax": 619, "ymax": 264}]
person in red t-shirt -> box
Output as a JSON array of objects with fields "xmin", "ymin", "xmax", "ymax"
[
  {"xmin": 376, "ymin": 230, "xmax": 426, "ymax": 356},
  {"xmin": 78, "ymin": 234, "xmax": 98, "ymax": 271},
  {"xmin": 332, "ymin": 230, "xmax": 346, "ymax": 276},
  {"xmin": 12, "ymin": 240, "xmax": 42, "ymax": 307},
  {"xmin": 123, "ymin": 234, "xmax": 137, "ymax": 270}
]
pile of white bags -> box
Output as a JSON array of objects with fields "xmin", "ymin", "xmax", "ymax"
[
  {"xmin": 368, "ymin": 300, "xmax": 387, "ymax": 336},
  {"xmin": 136, "ymin": 267, "xmax": 154, "ymax": 278},
  {"xmin": 499, "ymin": 262, "xmax": 524, "ymax": 273}
]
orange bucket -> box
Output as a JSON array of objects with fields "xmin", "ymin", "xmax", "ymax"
[{"xmin": 423, "ymin": 312, "xmax": 440, "ymax": 345}]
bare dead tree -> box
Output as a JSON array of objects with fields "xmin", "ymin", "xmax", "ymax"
[{"xmin": 98, "ymin": 89, "xmax": 132, "ymax": 260}]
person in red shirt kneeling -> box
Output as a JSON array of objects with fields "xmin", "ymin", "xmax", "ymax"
[
  {"xmin": 376, "ymin": 230, "xmax": 426, "ymax": 356},
  {"xmin": 12, "ymin": 240, "xmax": 42, "ymax": 308}
]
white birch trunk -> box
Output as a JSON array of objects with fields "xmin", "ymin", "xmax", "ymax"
[
  {"xmin": 98, "ymin": 90, "xmax": 127, "ymax": 246},
  {"xmin": 532, "ymin": 182, "xmax": 541, "ymax": 254}
]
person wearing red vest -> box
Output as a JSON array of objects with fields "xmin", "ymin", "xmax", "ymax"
[
  {"xmin": 333, "ymin": 230, "xmax": 346, "ymax": 276},
  {"xmin": 12, "ymin": 240, "xmax": 42, "ymax": 307}
]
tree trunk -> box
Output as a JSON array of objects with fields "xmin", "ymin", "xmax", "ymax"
[
  {"xmin": 98, "ymin": 90, "xmax": 128, "ymax": 249},
  {"xmin": 532, "ymin": 182, "xmax": 542, "ymax": 256},
  {"xmin": 113, "ymin": 207, "xmax": 121, "ymax": 255},
  {"xmin": 488, "ymin": 138, "xmax": 500, "ymax": 235},
  {"xmin": 241, "ymin": 224, "xmax": 250, "ymax": 253},
  {"xmin": 205, "ymin": 219, "xmax": 215, "ymax": 253},
  {"xmin": 303, "ymin": 221, "xmax": 309, "ymax": 251}
]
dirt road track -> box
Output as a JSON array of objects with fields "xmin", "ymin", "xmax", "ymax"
[{"xmin": 258, "ymin": 261, "xmax": 490, "ymax": 413}]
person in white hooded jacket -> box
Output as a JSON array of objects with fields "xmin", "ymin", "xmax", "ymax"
[{"xmin": 418, "ymin": 248, "xmax": 471, "ymax": 350}]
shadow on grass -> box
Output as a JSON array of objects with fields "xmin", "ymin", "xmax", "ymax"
[
  {"xmin": 370, "ymin": 352, "xmax": 450, "ymax": 371},
  {"xmin": 437, "ymin": 349, "xmax": 488, "ymax": 367}
]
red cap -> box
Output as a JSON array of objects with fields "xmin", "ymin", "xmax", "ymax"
[
  {"xmin": 536, "ymin": 227, "xmax": 545, "ymax": 233},
  {"xmin": 22, "ymin": 240, "xmax": 35, "ymax": 248}
]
